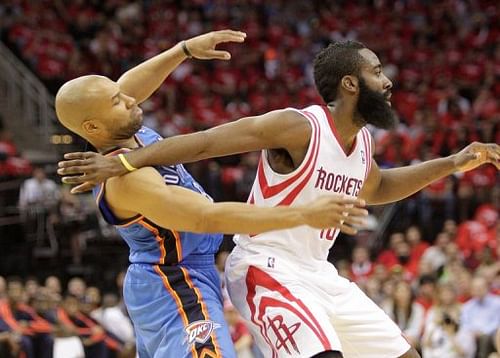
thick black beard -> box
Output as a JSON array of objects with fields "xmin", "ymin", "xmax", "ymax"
[{"xmin": 356, "ymin": 79, "xmax": 397, "ymax": 130}]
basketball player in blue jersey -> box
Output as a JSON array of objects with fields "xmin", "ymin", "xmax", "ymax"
[
  {"xmin": 55, "ymin": 31, "xmax": 369, "ymax": 358},
  {"xmin": 58, "ymin": 40, "xmax": 499, "ymax": 358}
]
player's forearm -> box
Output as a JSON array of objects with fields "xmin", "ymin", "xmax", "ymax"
[
  {"xmin": 117, "ymin": 42, "xmax": 187, "ymax": 104},
  {"xmin": 125, "ymin": 131, "xmax": 210, "ymax": 170},
  {"xmin": 369, "ymin": 156, "xmax": 456, "ymax": 205},
  {"xmin": 199, "ymin": 202, "xmax": 307, "ymax": 234}
]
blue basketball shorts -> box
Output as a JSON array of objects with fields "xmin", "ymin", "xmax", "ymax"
[{"xmin": 124, "ymin": 255, "xmax": 236, "ymax": 358}]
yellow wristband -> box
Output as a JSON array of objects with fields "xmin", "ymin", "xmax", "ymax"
[{"xmin": 118, "ymin": 153, "xmax": 137, "ymax": 172}]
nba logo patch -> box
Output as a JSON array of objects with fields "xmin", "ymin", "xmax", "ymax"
[
  {"xmin": 184, "ymin": 320, "xmax": 221, "ymax": 347},
  {"xmin": 267, "ymin": 257, "xmax": 275, "ymax": 268},
  {"xmin": 360, "ymin": 150, "xmax": 366, "ymax": 164}
]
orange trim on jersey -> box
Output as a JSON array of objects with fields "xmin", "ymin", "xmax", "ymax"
[
  {"xmin": 138, "ymin": 219, "xmax": 183, "ymax": 264},
  {"xmin": 181, "ymin": 267, "xmax": 222, "ymax": 358},
  {"xmin": 116, "ymin": 215, "xmax": 145, "ymax": 228},
  {"xmin": 173, "ymin": 230, "xmax": 183, "ymax": 263},
  {"xmin": 200, "ymin": 348, "xmax": 218, "ymax": 358},
  {"xmin": 95, "ymin": 183, "xmax": 105, "ymax": 206},
  {"xmin": 154, "ymin": 265, "xmax": 197, "ymax": 358},
  {"xmin": 138, "ymin": 219, "xmax": 166, "ymax": 264}
]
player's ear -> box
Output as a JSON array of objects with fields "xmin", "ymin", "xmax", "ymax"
[
  {"xmin": 341, "ymin": 75, "xmax": 358, "ymax": 95},
  {"xmin": 82, "ymin": 120, "xmax": 102, "ymax": 135}
]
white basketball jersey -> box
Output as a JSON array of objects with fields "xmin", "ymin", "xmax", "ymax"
[{"xmin": 235, "ymin": 105, "xmax": 372, "ymax": 263}]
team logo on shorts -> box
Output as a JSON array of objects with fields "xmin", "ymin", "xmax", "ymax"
[{"xmin": 184, "ymin": 320, "xmax": 221, "ymax": 346}]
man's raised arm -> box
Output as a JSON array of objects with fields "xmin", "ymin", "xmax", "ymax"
[{"xmin": 118, "ymin": 30, "xmax": 246, "ymax": 104}]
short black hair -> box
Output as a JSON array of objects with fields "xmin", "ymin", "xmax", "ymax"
[{"xmin": 313, "ymin": 40, "xmax": 367, "ymax": 104}]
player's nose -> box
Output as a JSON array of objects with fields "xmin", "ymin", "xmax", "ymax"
[{"xmin": 123, "ymin": 94, "xmax": 136, "ymax": 109}]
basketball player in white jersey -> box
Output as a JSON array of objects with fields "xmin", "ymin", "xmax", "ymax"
[{"xmin": 58, "ymin": 40, "xmax": 499, "ymax": 358}]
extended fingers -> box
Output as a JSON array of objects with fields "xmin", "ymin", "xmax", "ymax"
[
  {"xmin": 61, "ymin": 174, "xmax": 94, "ymax": 185},
  {"xmin": 63, "ymin": 152, "xmax": 96, "ymax": 160},
  {"xmin": 70, "ymin": 182, "xmax": 94, "ymax": 194},
  {"xmin": 213, "ymin": 30, "xmax": 247, "ymax": 43},
  {"xmin": 57, "ymin": 163, "xmax": 92, "ymax": 176}
]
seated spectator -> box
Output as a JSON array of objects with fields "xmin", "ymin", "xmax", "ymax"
[
  {"xmin": 460, "ymin": 276, "xmax": 500, "ymax": 358},
  {"xmin": 415, "ymin": 275, "xmax": 436, "ymax": 313},
  {"xmin": 56, "ymin": 295, "xmax": 110, "ymax": 358},
  {"xmin": 44, "ymin": 276, "xmax": 62, "ymax": 296},
  {"xmin": 66, "ymin": 278, "xmax": 86, "ymax": 301},
  {"xmin": 456, "ymin": 204, "xmax": 498, "ymax": 267},
  {"xmin": 349, "ymin": 245, "xmax": 374, "ymax": 284},
  {"xmin": 0, "ymin": 279, "xmax": 54, "ymax": 358},
  {"xmin": 420, "ymin": 232, "xmax": 450, "ymax": 273},
  {"xmin": 377, "ymin": 232, "xmax": 405, "ymax": 270},
  {"xmin": 0, "ymin": 326, "xmax": 20, "ymax": 358},
  {"xmin": 421, "ymin": 282, "xmax": 475, "ymax": 358},
  {"xmin": 406, "ymin": 226, "xmax": 429, "ymax": 263},
  {"xmin": 381, "ymin": 280, "xmax": 425, "ymax": 348},
  {"xmin": 90, "ymin": 293, "xmax": 135, "ymax": 349},
  {"xmin": 224, "ymin": 301, "xmax": 253, "ymax": 358}
]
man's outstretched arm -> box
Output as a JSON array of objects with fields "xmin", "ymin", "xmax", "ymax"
[
  {"xmin": 107, "ymin": 167, "xmax": 368, "ymax": 235},
  {"xmin": 58, "ymin": 109, "xmax": 311, "ymax": 192},
  {"xmin": 359, "ymin": 142, "xmax": 499, "ymax": 205},
  {"xmin": 118, "ymin": 30, "xmax": 246, "ymax": 104}
]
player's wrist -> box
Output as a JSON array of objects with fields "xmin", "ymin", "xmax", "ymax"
[{"xmin": 115, "ymin": 155, "xmax": 135, "ymax": 175}]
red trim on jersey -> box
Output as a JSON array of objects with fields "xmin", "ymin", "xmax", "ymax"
[
  {"xmin": 361, "ymin": 128, "xmax": 370, "ymax": 181},
  {"xmin": 245, "ymin": 266, "xmax": 332, "ymax": 356},
  {"xmin": 257, "ymin": 111, "xmax": 319, "ymax": 199},
  {"xmin": 277, "ymin": 111, "xmax": 321, "ymax": 206},
  {"xmin": 322, "ymin": 106, "xmax": 357, "ymax": 156},
  {"xmin": 361, "ymin": 127, "xmax": 372, "ymax": 179},
  {"xmin": 248, "ymin": 192, "xmax": 255, "ymax": 204}
]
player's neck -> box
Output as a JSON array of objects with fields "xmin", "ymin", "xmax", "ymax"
[
  {"xmin": 327, "ymin": 103, "xmax": 362, "ymax": 151},
  {"xmin": 95, "ymin": 137, "xmax": 139, "ymax": 154}
]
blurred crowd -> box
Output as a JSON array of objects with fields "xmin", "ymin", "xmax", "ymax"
[{"xmin": 0, "ymin": 0, "xmax": 498, "ymax": 357}]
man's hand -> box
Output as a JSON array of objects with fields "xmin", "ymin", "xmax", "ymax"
[
  {"xmin": 452, "ymin": 142, "xmax": 500, "ymax": 172},
  {"xmin": 58, "ymin": 152, "xmax": 125, "ymax": 193},
  {"xmin": 301, "ymin": 195, "xmax": 368, "ymax": 235},
  {"xmin": 185, "ymin": 30, "xmax": 246, "ymax": 60}
]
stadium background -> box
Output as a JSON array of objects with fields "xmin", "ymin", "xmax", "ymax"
[{"xmin": 0, "ymin": 0, "xmax": 498, "ymax": 357}]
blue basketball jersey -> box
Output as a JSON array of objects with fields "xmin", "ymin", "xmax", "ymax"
[{"xmin": 92, "ymin": 126, "xmax": 223, "ymax": 265}]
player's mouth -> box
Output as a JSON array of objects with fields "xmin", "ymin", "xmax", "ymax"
[
  {"xmin": 133, "ymin": 106, "xmax": 143, "ymax": 120},
  {"xmin": 384, "ymin": 92, "xmax": 392, "ymax": 106}
]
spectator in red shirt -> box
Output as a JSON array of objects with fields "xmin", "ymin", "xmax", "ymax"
[
  {"xmin": 350, "ymin": 246, "xmax": 375, "ymax": 284},
  {"xmin": 406, "ymin": 226, "xmax": 429, "ymax": 263},
  {"xmin": 378, "ymin": 232, "xmax": 405, "ymax": 270}
]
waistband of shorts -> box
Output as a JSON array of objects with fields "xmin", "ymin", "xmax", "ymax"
[
  {"xmin": 180, "ymin": 254, "xmax": 215, "ymax": 267},
  {"xmin": 129, "ymin": 254, "xmax": 215, "ymax": 269}
]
